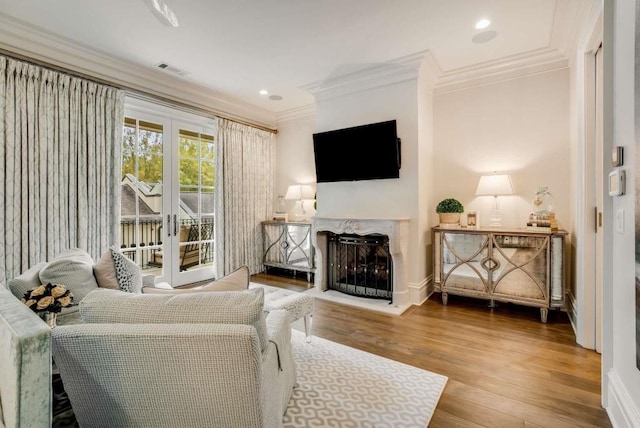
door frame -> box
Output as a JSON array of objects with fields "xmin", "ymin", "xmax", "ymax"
[{"xmin": 124, "ymin": 96, "xmax": 218, "ymax": 286}]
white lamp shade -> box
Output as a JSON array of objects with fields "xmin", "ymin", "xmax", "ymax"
[
  {"xmin": 475, "ymin": 174, "xmax": 514, "ymax": 196},
  {"xmin": 285, "ymin": 184, "xmax": 314, "ymax": 200}
]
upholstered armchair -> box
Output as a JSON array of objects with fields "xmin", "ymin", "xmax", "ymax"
[{"xmin": 51, "ymin": 287, "xmax": 296, "ymax": 428}]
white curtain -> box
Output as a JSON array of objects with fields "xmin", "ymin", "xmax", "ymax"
[
  {"xmin": 0, "ymin": 56, "xmax": 125, "ymax": 286},
  {"xmin": 216, "ymin": 118, "xmax": 274, "ymax": 275}
]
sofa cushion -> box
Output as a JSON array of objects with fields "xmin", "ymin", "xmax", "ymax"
[
  {"xmin": 7, "ymin": 261, "xmax": 48, "ymax": 300},
  {"xmin": 93, "ymin": 250, "xmax": 120, "ymax": 290},
  {"xmin": 80, "ymin": 287, "xmax": 269, "ymax": 351},
  {"xmin": 108, "ymin": 248, "xmax": 142, "ymax": 293},
  {"xmin": 39, "ymin": 248, "xmax": 98, "ymax": 303},
  {"xmin": 142, "ymin": 266, "xmax": 249, "ymax": 294}
]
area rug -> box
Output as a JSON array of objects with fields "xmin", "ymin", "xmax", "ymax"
[{"xmin": 283, "ymin": 330, "xmax": 448, "ymax": 427}]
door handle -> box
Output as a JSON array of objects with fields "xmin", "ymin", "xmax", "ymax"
[
  {"xmin": 174, "ymin": 214, "xmax": 178, "ymax": 236},
  {"xmin": 167, "ymin": 214, "xmax": 171, "ymax": 238}
]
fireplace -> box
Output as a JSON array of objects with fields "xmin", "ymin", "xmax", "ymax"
[
  {"xmin": 312, "ymin": 217, "xmax": 410, "ymax": 308},
  {"xmin": 327, "ymin": 233, "xmax": 393, "ymax": 300}
]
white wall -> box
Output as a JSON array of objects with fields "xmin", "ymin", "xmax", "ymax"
[
  {"xmin": 433, "ymin": 69, "xmax": 571, "ymax": 230},
  {"xmin": 311, "ymin": 77, "xmax": 431, "ymax": 289},
  {"xmin": 274, "ymin": 115, "xmax": 317, "ymax": 219},
  {"xmin": 605, "ymin": 0, "xmax": 640, "ymax": 424},
  {"xmin": 314, "ymin": 81, "xmax": 419, "ymax": 222}
]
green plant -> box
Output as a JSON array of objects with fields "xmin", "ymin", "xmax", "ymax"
[{"xmin": 436, "ymin": 198, "xmax": 464, "ymax": 213}]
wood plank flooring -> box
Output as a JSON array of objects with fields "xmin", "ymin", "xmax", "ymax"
[{"xmin": 250, "ymin": 272, "xmax": 611, "ymax": 428}]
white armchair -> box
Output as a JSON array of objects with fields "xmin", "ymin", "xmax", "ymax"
[{"xmin": 51, "ymin": 287, "xmax": 296, "ymax": 428}]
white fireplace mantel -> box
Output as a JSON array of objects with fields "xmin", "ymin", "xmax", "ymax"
[{"xmin": 311, "ymin": 217, "xmax": 410, "ymax": 308}]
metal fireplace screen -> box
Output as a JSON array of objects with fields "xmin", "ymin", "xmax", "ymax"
[{"xmin": 327, "ymin": 233, "xmax": 393, "ymax": 300}]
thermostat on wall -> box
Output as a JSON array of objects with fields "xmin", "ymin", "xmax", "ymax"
[{"xmin": 609, "ymin": 169, "xmax": 625, "ymax": 196}]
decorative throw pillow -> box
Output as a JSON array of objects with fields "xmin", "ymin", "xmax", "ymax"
[
  {"xmin": 142, "ymin": 266, "xmax": 249, "ymax": 294},
  {"xmin": 109, "ymin": 247, "xmax": 142, "ymax": 293},
  {"xmin": 39, "ymin": 248, "xmax": 98, "ymax": 303},
  {"xmin": 7, "ymin": 261, "xmax": 48, "ymax": 299},
  {"xmin": 93, "ymin": 250, "xmax": 120, "ymax": 290},
  {"xmin": 81, "ymin": 287, "xmax": 269, "ymax": 351}
]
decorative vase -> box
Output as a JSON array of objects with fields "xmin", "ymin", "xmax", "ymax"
[
  {"xmin": 40, "ymin": 312, "xmax": 57, "ymax": 328},
  {"xmin": 438, "ymin": 212, "xmax": 461, "ymax": 226},
  {"xmin": 532, "ymin": 187, "xmax": 555, "ymax": 215}
]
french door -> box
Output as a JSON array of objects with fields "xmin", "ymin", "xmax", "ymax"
[{"xmin": 121, "ymin": 98, "xmax": 218, "ymax": 286}]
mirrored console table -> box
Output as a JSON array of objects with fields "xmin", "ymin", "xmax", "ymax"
[
  {"xmin": 262, "ymin": 221, "xmax": 315, "ymax": 282},
  {"xmin": 432, "ymin": 226, "xmax": 567, "ymax": 322}
]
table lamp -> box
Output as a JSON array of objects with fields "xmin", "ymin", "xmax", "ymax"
[{"xmin": 475, "ymin": 173, "xmax": 514, "ymax": 227}]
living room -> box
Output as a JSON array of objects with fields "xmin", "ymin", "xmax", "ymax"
[{"xmin": 0, "ymin": 0, "xmax": 639, "ymax": 427}]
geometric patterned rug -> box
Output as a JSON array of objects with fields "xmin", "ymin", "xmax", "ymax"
[{"xmin": 284, "ymin": 330, "xmax": 448, "ymax": 427}]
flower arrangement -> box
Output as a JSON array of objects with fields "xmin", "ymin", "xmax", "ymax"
[{"xmin": 22, "ymin": 283, "xmax": 74, "ymax": 313}]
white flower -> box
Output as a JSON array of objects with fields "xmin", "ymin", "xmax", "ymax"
[
  {"xmin": 57, "ymin": 296, "xmax": 72, "ymax": 307},
  {"xmin": 30, "ymin": 285, "xmax": 46, "ymax": 298},
  {"xmin": 51, "ymin": 285, "xmax": 67, "ymax": 298},
  {"xmin": 36, "ymin": 296, "xmax": 55, "ymax": 310}
]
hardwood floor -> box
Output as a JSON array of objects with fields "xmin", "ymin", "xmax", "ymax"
[{"xmin": 251, "ymin": 272, "xmax": 611, "ymax": 428}]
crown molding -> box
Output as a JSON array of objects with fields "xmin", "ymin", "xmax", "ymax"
[
  {"xmin": 301, "ymin": 50, "xmax": 429, "ymax": 103},
  {"xmin": 276, "ymin": 104, "xmax": 317, "ymax": 125},
  {"xmin": 549, "ymin": 0, "xmax": 594, "ymax": 58},
  {"xmin": 0, "ymin": 13, "xmax": 276, "ymax": 129},
  {"xmin": 418, "ymin": 51, "xmax": 443, "ymax": 96},
  {"xmin": 433, "ymin": 47, "xmax": 568, "ymax": 95}
]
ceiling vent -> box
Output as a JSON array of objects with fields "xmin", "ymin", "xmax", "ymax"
[{"xmin": 156, "ymin": 63, "xmax": 190, "ymax": 77}]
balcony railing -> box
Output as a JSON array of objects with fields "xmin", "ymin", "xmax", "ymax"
[{"xmin": 119, "ymin": 216, "xmax": 215, "ymax": 270}]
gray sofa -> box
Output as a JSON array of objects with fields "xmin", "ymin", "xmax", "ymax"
[{"xmin": 0, "ymin": 286, "xmax": 51, "ymax": 428}]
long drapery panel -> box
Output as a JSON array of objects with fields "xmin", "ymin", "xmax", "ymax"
[
  {"xmin": 216, "ymin": 118, "xmax": 274, "ymax": 275},
  {"xmin": 0, "ymin": 56, "xmax": 124, "ymax": 286}
]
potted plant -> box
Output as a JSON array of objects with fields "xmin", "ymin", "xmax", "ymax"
[{"xmin": 436, "ymin": 198, "xmax": 464, "ymax": 226}]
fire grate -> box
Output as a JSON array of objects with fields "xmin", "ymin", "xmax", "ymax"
[{"xmin": 327, "ymin": 233, "xmax": 393, "ymax": 301}]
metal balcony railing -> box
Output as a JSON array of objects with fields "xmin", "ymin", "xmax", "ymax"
[{"xmin": 119, "ymin": 216, "xmax": 215, "ymax": 270}]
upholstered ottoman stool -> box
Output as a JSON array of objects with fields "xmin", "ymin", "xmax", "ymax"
[{"xmin": 249, "ymin": 283, "xmax": 314, "ymax": 341}]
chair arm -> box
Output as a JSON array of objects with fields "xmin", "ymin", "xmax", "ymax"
[
  {"xmin": 261, "ymin": 309, "xmax": 296, "ymax": 425},
  {"xmin": 265, "ymin": 309, "xmax": 291, "ymax": 349}
]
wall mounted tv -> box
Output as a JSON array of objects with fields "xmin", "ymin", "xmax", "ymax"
[{"xmin": 312, "ymin": 120, "xmax": 401, "ymax": 183}]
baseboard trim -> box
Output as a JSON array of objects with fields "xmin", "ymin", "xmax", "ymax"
[
  {"xmin": 607, "ymin": 369, "xmax": 640, "ymax": 428},
  {"xmin": 408, "ymin": 275, "xmax": 432, "ymax": 306}
]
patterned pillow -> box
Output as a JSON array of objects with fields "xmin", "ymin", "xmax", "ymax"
[{"xmin": 109, "ymin": 248, "xmax": 142, "ymax": 293}]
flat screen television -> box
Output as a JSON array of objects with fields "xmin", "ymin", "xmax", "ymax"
[{"xmin": 312, "ymin": 120, "xmax": 401, "ymax": 183}]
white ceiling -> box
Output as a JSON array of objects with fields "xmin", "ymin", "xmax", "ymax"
[{"xmin": 0, "ymin": 0, "xmax": 588, "ymax": 115}]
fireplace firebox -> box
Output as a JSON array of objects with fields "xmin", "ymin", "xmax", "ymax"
[{"xmin": 327, "ymin": 232, "xmax": 393, "ymax": 300}]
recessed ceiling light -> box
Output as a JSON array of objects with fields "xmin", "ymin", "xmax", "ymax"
[
  {"xmin": 269, "ymin": 95, "xmax": 283, "ymax": 101},
  {"xmin": 472, "ymin": 30, "xmax": 497, "ymax": 44},
  {"xmin": 475, "ymin": 19, "xmax": 491, "ymax": 30},
  {"xmin": 259, "ymin": 89, "xmax": 269, "ymax": 95}
]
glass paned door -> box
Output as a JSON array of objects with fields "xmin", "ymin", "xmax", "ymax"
[
  {"xmin": 121, "ymin": 117, "xmax": 167, "ymax": 279},
  {"xmin": 121, "ymin": 101, "xmax": 217, "ymax": 286},
  {"xmin": 173, "ymin": 127, "xmax": 217, "ymax": 283}
]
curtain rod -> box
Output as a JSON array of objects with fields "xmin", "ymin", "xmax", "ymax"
[{"xmin": 0, "ymin": 48, "xmax": 278, "ymax": 134}]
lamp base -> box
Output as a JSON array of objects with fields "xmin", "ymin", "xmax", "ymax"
[
  {"xmin": 488, "ymin": 210, "xmax": 504, "ymax": 227},
  {"xmin": 292, "ymin": 200, "xmax": 306, "ymax": 222}
]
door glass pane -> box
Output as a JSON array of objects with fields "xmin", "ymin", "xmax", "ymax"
[
  {"xmin": 178, "ymin": 129, "xmax": 216, "ymax": 272},
  {"xmin": 120, "ymin": 117, "xmax": 165, "ymax": 276}
]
